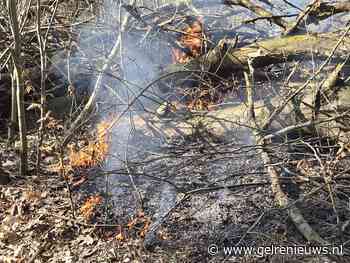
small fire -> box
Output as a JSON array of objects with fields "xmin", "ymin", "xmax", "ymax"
[
  {"xmin": 172, "ymin": 18, "xmax": 205, "ymax": 64},
  {"xmin": 48, "ymin": 120, "xmax": 110, "ymax": 181},
  {"xmin": 80, "ymin": 195, "xmax": 103, "ymax": 220},
  {"xmin": 69, "ymin": 121, "xmax": 110, "ymax": 169},
  {"xmin": 126, "ymin": 210, "xmax": 151, "ymax": 239}
]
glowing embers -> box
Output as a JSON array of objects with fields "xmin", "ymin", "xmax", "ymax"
[
  {"xmin": 69, "ymin": 121, "xmax": 110, "ymax": 169},
  {"xmin": 172, "ymin": 18, "xmax": 205, "ymax": 64}
]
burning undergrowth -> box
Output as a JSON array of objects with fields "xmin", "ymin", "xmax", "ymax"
[
  {"xmin": 48, "ymin": 119, "xmax": 110, "ymax": 174},
  {"xmin": 68, "ymin": 121, "xmax": 110, "ymax": 169}
]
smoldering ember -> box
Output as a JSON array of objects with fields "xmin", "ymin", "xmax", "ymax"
[{"xmin": 1, "ymin": 0, "xmax": 350, "ymax": 262}]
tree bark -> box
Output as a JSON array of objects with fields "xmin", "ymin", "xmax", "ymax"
[
  {"xmin": 8, "ymin": 0, "xmax": 28, "ymax": 176},
  {"xmin": 35, "ymin": 0, "xmax": 47, "ymax": 172}
]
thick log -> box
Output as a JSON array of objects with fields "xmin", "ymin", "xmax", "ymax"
[{"xmin": 162, "ymin": 31, "xmax": 350, "ymax": 86}]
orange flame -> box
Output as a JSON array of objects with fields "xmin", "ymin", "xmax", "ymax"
[
  {"xmin": 80, "ymin": 195, "xmax": 103, "ymax": 220},
  {"xmin": 172, "ymin": 19, "xmax": 204, "ymax": 64},
  {"xmin": 48, "ymin": 120, "xmax": 111, "ymax": 175},
  {"xmin": 69, "ymin": 121, "xmax": 110, "ymax": 169}
]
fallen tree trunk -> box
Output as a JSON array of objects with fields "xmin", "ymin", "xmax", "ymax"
[{"xmin": 163, "ymin": 31, "xmax": 350, "ymax": 86}]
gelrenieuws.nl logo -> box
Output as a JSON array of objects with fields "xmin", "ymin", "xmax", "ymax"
[{"xmin": 208, "ymin": 244, "xmax": 343, "ymax": 257}]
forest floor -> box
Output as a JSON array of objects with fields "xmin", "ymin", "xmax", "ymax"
[{"xmin": 1, "ymin": 115, "xmax": 349, "ymax": 263}]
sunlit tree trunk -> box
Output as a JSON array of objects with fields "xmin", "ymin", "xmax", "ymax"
[
  {"xmin": 35, "ymin": 0, "xmax": 47, "ymax": 172},
  {"xmin": 8, "ymin": 0, "xmax": 27, "ymax": 176}
]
